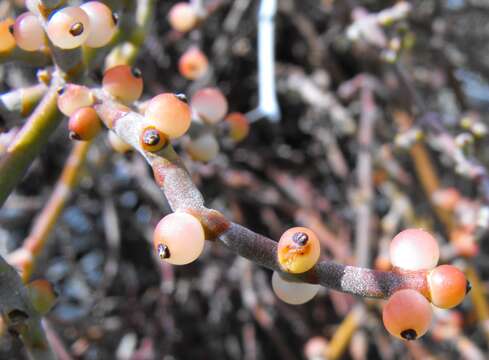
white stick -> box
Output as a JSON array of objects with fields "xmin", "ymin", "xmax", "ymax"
[{"xmin": 248, "ymin": 0, "xmax": 280, "ymax": 122}]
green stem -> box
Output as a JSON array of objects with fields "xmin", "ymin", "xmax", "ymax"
[
  {"xmin": 104, "ymin": 0, "xmax": 155, "ymax": 68},
  {"xmin": 0, "ymin": 78, "xmax": 64, "ymax": 207},
  {"xmin": 0, "ymin": 48, "xmax": 51, "ymax": 67}
]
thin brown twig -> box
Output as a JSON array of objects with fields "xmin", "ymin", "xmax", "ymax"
[
  {"xmin": 393, "ymin": 110, "xmax": 454, "ymax": 232},
  {"xmin": 8, "ymin": 140, "xmax": 91, "ymax": 282},
  {"xmin": 43, "ymin": 320, "xmax": 74, "ymax": 360},
  {"xmin": 355, "ymin": 79, "xmax": 376, "ymax": 268},
  {"xmin": 326, "ymin": 305, "xmax": 365, "ymax": 360},
  {"xmin": 328, "ymin": 76, "xmax": 377, "ymax": 360},
  {"xmin": 466, "ymin": 266, "xmax": 489, "ymax": 343}
]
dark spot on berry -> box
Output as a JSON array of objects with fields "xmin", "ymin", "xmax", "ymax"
[
  {"xmin": 158, "ymin": 244, "xmax": 170, "ymax": 259},
  {"xmin": 292, "ymin": 232, "xmax": 309, "ymax": 246},
  {"xmin": 175, "ymin": 93, "xmax": 188, "ymax": 103},
  {"xmin": 131, "ymin": 67, "xmax": 142, "ymax": 78},
  {"xmin": 69, "ymin": 22, "xmax": 84, "ymax": 37},
  {"xmin": 400, "ymin": 329, "xmax": 417, "ymax": 340},
  {"xmin": 8, "ymin": 24, "xmax": 14, "ymax": 35},
  {"xmin": 143, "ymin": 128, "xmax": 161, "ymax": 146},
  {"xmin": 69, "ymin": 131, "xmax": 81, "ymax": 141}
]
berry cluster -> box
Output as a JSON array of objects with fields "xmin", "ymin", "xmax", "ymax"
[
  {"xmin": 0, "ymin": 0, "xmax": 482, "ymax": 355},
  {"xmin": 267, "ymin": 226, "xmax": 469, "ymax": 341},
  {"xmin": 384, "ymin": 229, "xmax": 469, "ymax": 340},
  {"xmin": 167, "ymin": 1, "xmax": 209, "ymax": 81},
  {"xmin": 185, "ymin": 87, "xmax": 250, "ymax": 162},
  {"xmin": 132, "ymin": 85, "xmax": 249, "ymax": 160},
  {"xmin": 145, "ymin": 91, "xmax": 249, "ymax": 263},
  {"xmin": 57, "ymin": 62, "xmax": 250, "ymax": 165},
  {"xmin": 47, "ymin": 5, "xmax": 466, "ymax": 344},
  {"xmin": 57, "ymin": 83, "xmax": 100, "ymax": 141},
  {"xmin": 57, "ymin": 64, "xmax": 142, "ymax": 143},
  {"xmin": 11, "ymin": 1, "xmax": 117, "ymax": 52}
]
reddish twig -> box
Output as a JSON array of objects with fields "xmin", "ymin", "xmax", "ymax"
[{"xmin": 8, "ymin": 140, "xmax": 91, "ymax": 281}]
